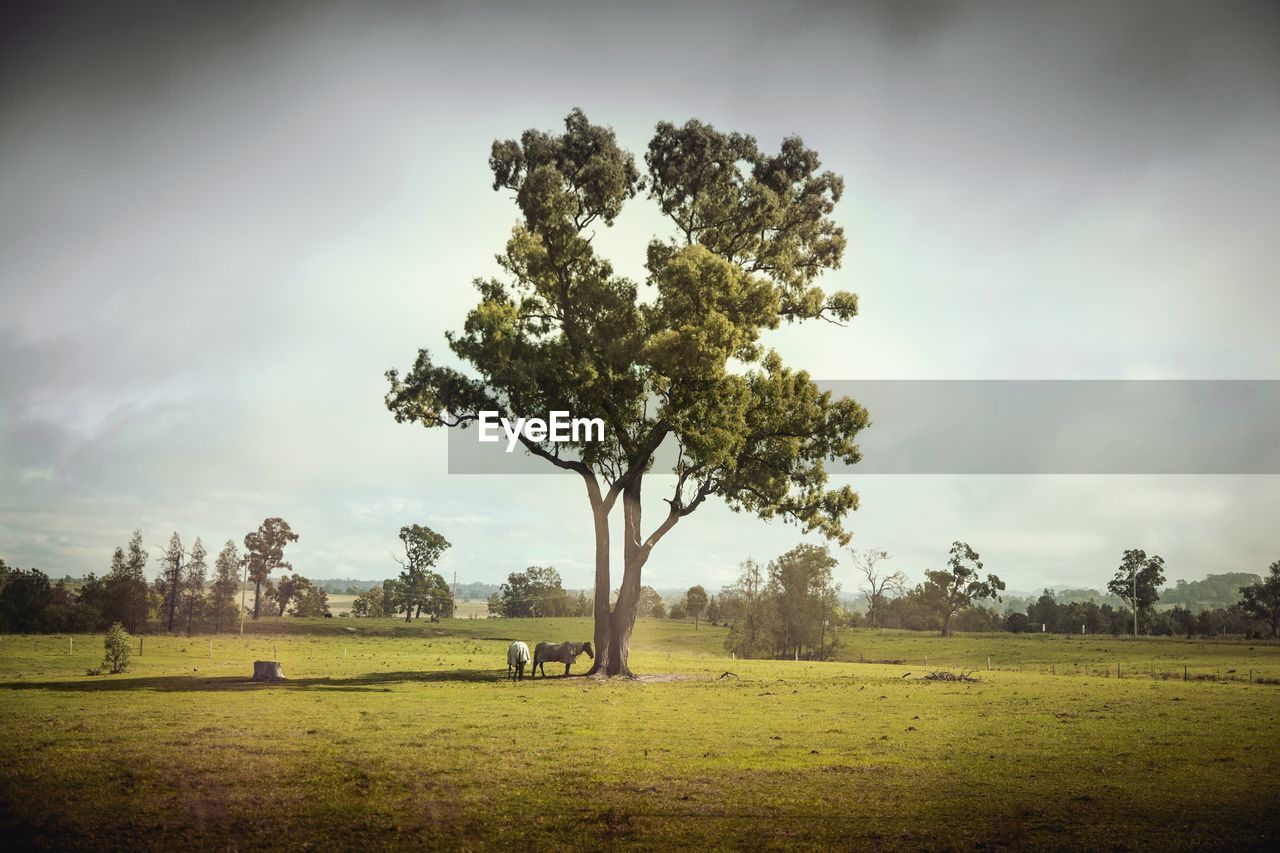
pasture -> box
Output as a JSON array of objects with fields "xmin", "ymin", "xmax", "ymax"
[{"xmin": 1, "ymin": 620, "xmax": 1278, "ymax": 849}]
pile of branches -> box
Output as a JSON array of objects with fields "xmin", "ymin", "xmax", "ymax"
[{"xmin": 922, "ymin": 670, "xmax": 979, "ymax": 683}]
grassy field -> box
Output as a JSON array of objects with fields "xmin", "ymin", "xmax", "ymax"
[{"xmin": 1, "ymin": 619, "xmax": 1278, "ymax": 849}]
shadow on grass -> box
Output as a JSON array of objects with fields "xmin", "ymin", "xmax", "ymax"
[{"xmin": 0, "ymin": 668, "xmax": 591, "ymax": 693}]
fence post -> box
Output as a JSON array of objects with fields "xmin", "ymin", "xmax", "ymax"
[
  {"xmin": 925, "ymin": 656, "xmax": 928, "ymax": 668},
  {"xmin": 69, "ymin": 637, "xmax": 73, "ymax": 655},
  {"xmin": 987, "ymin": 656, "xmax": 991, "ymax": 671},
  {"xmin": 139, "ymin": 637, "xmax": 143, "ymax": 656},
  {"xmin": 209, "ymin": 639, "xmax": 213, "ymax": 659},
  {"xmin": 1183, "ymin": 665, "xmax": 1187, "ymax": 682}
]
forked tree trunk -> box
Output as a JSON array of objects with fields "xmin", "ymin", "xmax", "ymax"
[
  {"xmin": 597, "ymin": 478, "xmax": 651, "ymax": 677},
  {"xmin": 583, "ymin": 471, "xmax": 681, "ymax": 678}
]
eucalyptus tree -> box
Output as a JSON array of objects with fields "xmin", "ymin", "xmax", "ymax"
[
  {"xmin": 386, "ymin": 110, "xmax": 867, "ymax": 676},
  {"xmin": 209, "ymin": 540, "xmax": 241, "ymax": 633},
  {"xmin": 395, "ymin": 524, "xmax": 451, "ymax": 622},
  {"xmin": 1107, "ymin": 549, "xmax": 1166, "ymax": 635},
  {"xmin": 158, "ymin": 532, "xmax": 184, "ymax": 633},
  {"xmin": 105, "ymin": 529, "xmax": 149, "ymax": 632},
  {"xmin": 244, "ymin": 517, "xmax": 298, "ymax": 620},
  {"xmin": 923, "ymin": 541, "xmax": 1005, "ymax": 637},
  {"xmin": 181, "ymin": 537, "xmax": 207, "ymax": 636},
  {"xmin": 686, "ymin": 585, "xmax": 708, "ymax": 629}
]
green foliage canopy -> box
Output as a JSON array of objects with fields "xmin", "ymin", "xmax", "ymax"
[{"xmin": 386, "ymin": 109, "xmax": 868, "ymax": 675}]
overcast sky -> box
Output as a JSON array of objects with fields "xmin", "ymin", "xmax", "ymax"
[{"xmin": 2, "ymin": 0, "xmax": 1278, "ymax": 594}]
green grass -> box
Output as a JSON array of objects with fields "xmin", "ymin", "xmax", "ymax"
[{"xmin": 1, "ymin": 620, "xmax": 1278, "ymax": 849}]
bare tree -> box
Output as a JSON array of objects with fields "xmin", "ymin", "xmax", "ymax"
[{"xmin": 851, "ymin": 548, "xmax": 903, "ymax": 630}]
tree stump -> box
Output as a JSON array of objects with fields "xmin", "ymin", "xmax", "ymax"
[{"xmin": 251, "ymin": 660, "xmax": 286, "ymax": 682}]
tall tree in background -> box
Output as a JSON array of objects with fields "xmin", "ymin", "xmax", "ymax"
[
  {"xmin": 181, "ymin": 537, "xmax": 207, "ymax": 636},
  {"xmin": 852, "ymin": 547, "xmax": 903, "ymax": 630},
  {"xmin": 159, "ymin": 532, "xmax": 184, "ymax": 633},
  {"xmin": 1238, "ymin": 560, "xmax": 1280, "ymax": 637},
  {"xmin": 768, "ymin": 544, "xmax": 840, "ymax": 659},
  {"xmin": 686, "ymin": 585, "xmax": 708, "ymax": 630},
  {"xmin": 244, "ymin": 518, "xmax": 298, "ymax": 620},
  {"xmin": 104, "ymin": 529, "xmax": 150, "ymax": 632},
  {"xmin": 1107, "ymin": 549, "xmax": 1165, "ymax": 635},
  {"xmin": 923, "ymin": 541, "xmax": 1004, "ymax": 637},
  {"xmin": 386, "ymin": 110, "xmax": 867, "ymax": 676},
  {"xmin": 395, "ymin": 524, "xmax": 452, "ymax": 622},
  {"xmin": 209, "ymin": 540, "xmax": 241, "ymax": 633}
]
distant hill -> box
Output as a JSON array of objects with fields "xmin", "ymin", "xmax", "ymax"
[{"xmin": 1159, "ymin": 573, "xmax": 1261, "ymax": 610}]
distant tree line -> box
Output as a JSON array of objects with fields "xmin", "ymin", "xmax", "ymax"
[
  {"xmin": 0, "ymin": 518, "xmax": 330, "ymax": 634},
  {"xmin": 841, "ymin": 551, "xmax": 1279, "ymax": 640}
]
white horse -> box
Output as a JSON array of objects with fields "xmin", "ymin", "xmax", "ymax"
[{"xmin": 507, "ymin": 641, "xmax": 530, "ymax": 681}]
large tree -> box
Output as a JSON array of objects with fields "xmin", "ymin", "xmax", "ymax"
[
  {"xmin": 686, "ymin": 585, "xmax": 708, "ymax": 630},
  {"xmin": 386, "ymin": 110, "xmax": 867, "ymax": 676},
  {"xmin": 923, "ymin": 541, "xmax": 1005, "ymax": 637},
  {"xmin": 181, "ymin": 537, "xmax": 208, "ymax": 636},
  {"xmin": 767, "ymin": 543, "xmax": 840, "ymax": 659},
  {"xmin": 395, "ymin": 524, "xmax": 452, "ymax": 622},
  {"xmin": 1238, "ymin": 560, "xmax": 1280, "ymax": 637},
  {"xmin": 158, "ymin": 532, "xmax": 185, "ymax": 633},
  {"xmin": 1106, "ymin": 549, "xmax": 1166, "ymax": 635},
  {"xmin": 209, "ymin": 540, "xmax": 242, "ymax": 633},
  {"xmin": 244, "ymin": 518, "xmax": 298, "ymax": 620},
  {"xmin": 102, "ymin": 529, "xmax": 150, "ymax": 632}
]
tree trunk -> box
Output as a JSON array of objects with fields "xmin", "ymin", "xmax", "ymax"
[
  {"xmin": 583, "ymin": 471, "xmax": 684, "ymax": 678},
  {"xmin": 253, "ymin": 580, "xmax": 262, "ymax": 620},
  {"xmin": 941, "ymin": 611, "xmax": 953, "ymax": 637},
  {"xmin": 606, "ymin": 478, "xmax": 649, "ymax": 677},
  {"xmin": 584, "ymin": 478, "xmax": 614, "ymax": 676},
  {"xmin": 251, "ymin": 660, "xmax": 286, "ymax": 681}
]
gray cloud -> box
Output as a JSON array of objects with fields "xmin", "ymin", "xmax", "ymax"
[{"xmin": 2, "ymin": 1, "xmax": 1278, "ymax": 589}]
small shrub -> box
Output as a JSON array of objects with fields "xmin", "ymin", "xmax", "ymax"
[{"xmin": 102, "ymin": 623, "xmax": 132, "ymax": 674}]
